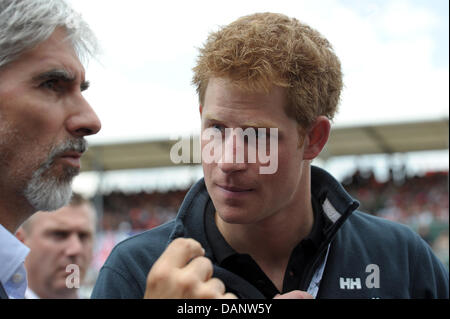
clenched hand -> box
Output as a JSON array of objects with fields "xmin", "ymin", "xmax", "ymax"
[{"xmin": 144, "ymin": 238, "xmax": 237, "ymax": 299}]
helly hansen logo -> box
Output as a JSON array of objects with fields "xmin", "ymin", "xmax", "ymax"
[
  {"xmin": 339, "ymin": 264, "xmax": 380, "ymax": 290},
  {"xmin": 340, "ymin": 277, "xmax": 361, "ymax": 290}
]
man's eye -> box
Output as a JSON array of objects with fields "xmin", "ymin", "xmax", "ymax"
[
  {"xmin": 255, "ymin": 130, "xmax": 270, "ymax": 139},
  {"xmin": 79, "ymin": 232, "xmax": 90, "ymax": 241},
  {"xmin": 50, "ymin": 231, "xmax": 68, "ymax": 240},
  {"xmin": 212, "ymin": 124, "xmax": 225, "ymax": 133},
  {"xmin": 39, "ymin": 79, "xmax": 62, "ymax": 91}
]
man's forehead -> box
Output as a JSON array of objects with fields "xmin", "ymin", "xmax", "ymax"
[
  {"xmin": 10, "ymin": 29, "xmax": 85, "ymax": 80},
  {"xmin": 32, "ymin": 207, "xmax": 94, "ymax": 230}
]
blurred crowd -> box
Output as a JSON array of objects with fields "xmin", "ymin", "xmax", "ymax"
[{"xmin": 100, "ymin": 189, "xmax": 186, "ymax": 232}]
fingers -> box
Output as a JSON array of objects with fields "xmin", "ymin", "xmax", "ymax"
[
  {"xmin": 197, "ymin": 278, "xmax": 239, "ymax": 299},
  {"xmin": 199, "ymin": 278, "xmax": 225, "ymax": 297},
  {"xmin": 273, "ymin": 290, "xmax": 313, "ymax": 299},
  {"xmin": 184, "ymin": 256, "xmax": 214, "ymax": 282},
  {"xmin": 219, "ymin": 292, "xmax": 239, "ymax": 299},
  {"xmin": 144, "ymin": 238, "xmax": 236, "ymax": 299},
  {"xmin": 145, "ymin": 238, "xmax": 205, "ymax": 298},
  {"xmin": 158, "ymin": 238, "xmax": 205, "ymax": 269}
]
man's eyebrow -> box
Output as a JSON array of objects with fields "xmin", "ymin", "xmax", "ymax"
[
  {"xmin": 240, "ymin": 120, "xmax": 277, "ymax": 129},
  {"xmin": 33, "ymin": 69, "xmax": 90, "ymax": 91},
  {"xmin": 204, "ymin": 115, "xmax": 277, "ymax": 129},
  {"xmin": 32, "ymin": 69, "xmax": 76, "ymax": 82}
]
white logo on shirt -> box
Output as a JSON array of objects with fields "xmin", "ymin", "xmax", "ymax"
[{"xmin": 339, "ymin": 264, "xmax": 380, "ymax": 290}]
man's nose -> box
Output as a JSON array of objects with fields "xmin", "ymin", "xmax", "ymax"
[
  {"xmin": 66, "ymin": 95, "xmax": 101, "ymax": 137},
  {"xmin": 64, "ymin": 234, "xmax": 83, "ymax": 257},
  {"xmin": 218, "ymin": 130, "xmax": 247, "ymax": 174}
]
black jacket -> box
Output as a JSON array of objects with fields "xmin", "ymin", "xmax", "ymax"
[{"xmin": 91, "ymin": 166, "xmax": 449, "ymax": 299}]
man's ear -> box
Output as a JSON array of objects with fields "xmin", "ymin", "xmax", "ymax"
[
  {"xmin": 303, "ymin": 116, "xmax": 331, "ymax": 160},
  {"xmin": 15, "ymin": 227, "xmax": 26, "ymax": 244}
]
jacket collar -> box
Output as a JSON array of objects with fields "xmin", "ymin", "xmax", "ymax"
[{"xmin": 310, "ymin": 165, "xmax": 360, "ymax": 247}]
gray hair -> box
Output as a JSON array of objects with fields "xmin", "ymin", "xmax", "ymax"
[{"xmin": 0, "ymin": 0, "xmax": 98, "ymax": 70}]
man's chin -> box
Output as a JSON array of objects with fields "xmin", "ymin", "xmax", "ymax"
[
  {"xmin": 24, "ymin": 176, "xmax": 73, "ymax": 212},
  {"xmin": 23, "ymin": 138, "xmax": 85, "ymax": 212},
  {"xmin": 216, "ymin": 206, "xmax": 256, "ymax": 225},
  {"xmin": 50, "ymin": 283, "xmax": 79, "ymax": 298}
]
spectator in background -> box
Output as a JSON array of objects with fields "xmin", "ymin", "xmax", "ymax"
[{"xmin": 16, "ymin": 194, "xmax": 96, "ymax": 299}]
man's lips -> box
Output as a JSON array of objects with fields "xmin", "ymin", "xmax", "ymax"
[
  {"xmin": 217, "ymin": 184, "xmax": 253, "ymax": 192},
  {"xmin": 216, "ymin": 183, "xmax": 255, "ymax": 199},
  {"xmin": 57, "ymin": 151, "xmax": 83, "ymax": 168}
]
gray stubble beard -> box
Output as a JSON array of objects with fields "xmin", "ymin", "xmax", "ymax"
[{"xmin": 23, "ymin": 138, "xmax": 87, "ymax": 212}]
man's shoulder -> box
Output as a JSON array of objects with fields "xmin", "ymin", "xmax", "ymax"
[
  {"xmin": 107, "ymin": 220, "xmax": 176, "ymax": 262},
  {"xmin": 337, "ymin": 210, "xmax": 431, "ymax": 263},
  {"xmin": 341, "ymin": 210, "xmax": 448, "ymax": 282},
  {"xmin": 346, "ymin": 210, "xmax": 419, "ymax": 242},
  {"xmin": 321, "ymin": 211, "xmax": 449, "ymax": 298}
]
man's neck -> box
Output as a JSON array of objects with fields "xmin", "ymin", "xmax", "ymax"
[
  {"xmin": 0, "ymin": 194, "xmax": 34, "ymax": 233},
  {"xmin": 215, "ymin": 204, "xmax": 314, "ymax": 261}
]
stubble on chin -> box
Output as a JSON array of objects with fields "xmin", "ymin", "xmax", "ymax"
[{"xmin": 23, "ymin": 139, "xmax": 86, "ymax": 212}]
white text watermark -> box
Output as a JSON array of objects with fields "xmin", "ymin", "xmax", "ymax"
[
  {"xmin": 65, "ymin": 264, "xmax": 80, "ymax": 289},
  {"xmin": 170, "ymin": 128, "xmax": 278, "ymax": 174}
]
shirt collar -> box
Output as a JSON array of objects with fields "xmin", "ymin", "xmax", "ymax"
[
  {"xmin": 25, "ymin": 287, "xmax": 40, "ymax": 299},
  {"xmin": 0, "ymin": 224, "xmax": 30, "ymax": 285},
  {"xmin": 204, "ymin": 194, "xmax": 325, "ymax": 265}
]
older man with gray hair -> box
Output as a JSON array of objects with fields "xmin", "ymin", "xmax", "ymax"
[{"xmin": 0, "ymin": 0, "xmax": 101, "ymax": 299}]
